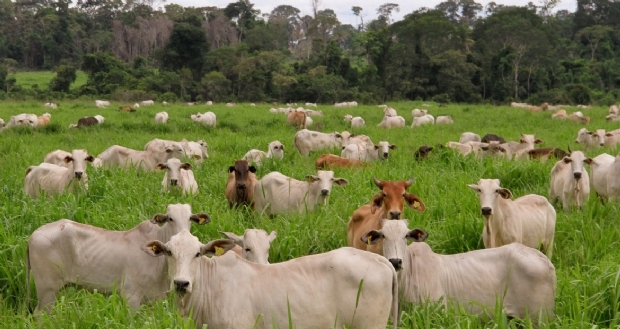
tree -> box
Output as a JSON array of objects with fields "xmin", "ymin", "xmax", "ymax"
[
  {"xmin": 49, "ymin": 64, "xmax": 77, "ymax": 92},
  {"xmin": 224, "ymin": 0, "xmax": 260, "ymax": 40},
  {"xmin": 576, "ymin": 25, "xmax": 613, "ymax": 61},
  {"xmin": 160, "ymin": 15, "xmax": 209, "ymax": 80},
  {"xmin": 352, "ymin": 6, "xmax": 365, "ymax": 30},
  {"xmin": 200, "ymin": 71, "xmax": 231, "ymax": 102},
  {"xmin": 377, "ymin": 3, "xmax": 399, "ymax": 25}
]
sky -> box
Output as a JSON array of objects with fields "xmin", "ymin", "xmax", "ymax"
[{"xmin": 166, "ymin": 0, "xmax": 578, "ymax": 26}]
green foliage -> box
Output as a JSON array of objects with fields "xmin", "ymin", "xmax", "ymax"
[
  {"xmin": 160, "ymin": 18, "xmax": 209, "ymax": 81},
  {"xmin": 566, "ymin": 84, "xmax": 592, "ymax": 104},
  {"xmin": 49, "ymin": 65, "xmax": 77, "ymax": 92},
  {"xmin": 200, "ymin": 71, "xmax": 231, "ymax": 102}
]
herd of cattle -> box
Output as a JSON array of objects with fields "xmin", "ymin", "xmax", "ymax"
[{"xmin": 8, "ymin": 100, "xmax": 620, "ymax": 328}]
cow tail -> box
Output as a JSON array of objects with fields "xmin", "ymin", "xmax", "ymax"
[
  {"xmin": 26, "ymin": 244, "xmax": 32, "ymax": 312},
  {"xmin": 301, "ymin": 111, "xmax": 307, "ymax": 129},
  {"xmin": 391, "ymin": 265, "xmax": 399, "ymax": 329}
]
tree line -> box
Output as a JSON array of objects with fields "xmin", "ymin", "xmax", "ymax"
[{"xmin": 0, "ymin": 0, "xmax": 619, "ymax": 105}]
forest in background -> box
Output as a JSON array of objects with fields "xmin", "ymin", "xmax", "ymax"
[{"xmin": 0, "ymin": 0, "xmax": 620, "ymax": 105}]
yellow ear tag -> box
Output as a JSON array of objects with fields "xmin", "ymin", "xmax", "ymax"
[
  {"xmin": 198, "ymin": 217, "xmax": 207, "ymax": 224},
  {"xmin": 367, "ymin": 236, "xmax": 372, "ymax": 245},
  {"xmin": 413, "ymin": 201, "xmax": 420, "ymax": 208},
  {"xmin": 152, "ymin": 245, "xmax": 158, "ymax": 252},
  {"xmin": 214, "ymin": 246, "xmax": 225, "ymax": 257}
]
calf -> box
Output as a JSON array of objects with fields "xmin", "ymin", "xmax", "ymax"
[
  {"xmin": 515, "ymin": 148, "xmax": 568, "ymax": 162},
  {"xmin": 551, "ymin": 110, "xmax": 567, "ymax": 119},
  {"xmin": 315, "ymin": 154, "xmax": 368, "ymax": 169},
  {"xmin": 69, "ymin": 116, "xmax": 100, "ymax": 128},
  {"xmin": 446, "ymin": 141, "xmax": 483, "ymax": 156},
  {"xmin": 97, "ymin": 144, "xmax": 185, "ymax": 171},
  {"xmin": 363, "ymin": 220, "xmax": 555, "ymax": 323},
  {"xmin": 243, "ymin": 141, "xmax": 284, "ymax": 166},
  {"xmin": 24, "ymin": 149, "xmax": 94, "ymax": 198},
  {"xmin": 378, "ymin": 116, "xmax": 405, "ymax": 128},
  {"xmin": 254, "ymin": 170, "xmax": 348, "ymax": 215},
  {"xmin": 225, "ymin": 160, "xmax": 257, "ymax": 208},
  {"xmin": 293, "ymin": 129, "xmax": 342, "ymax": 156},
  {"xmin": 341, "ymin": 141, "xmax": 396, "ymax": 161},
  {"xmin": 411, "ymin": 114, "xmax": 434, "ymax": 127},
  {"xmin": 414, "ymin": 145, "xmax": 434, "ymax": 160},
  {"xmin": 503, "ymin": 133, "xmax": 543, "ymax": 156},
  {"xmin": 347, "ymin": 177, "xmax": 425, "ymax": 255},
  {"xmin": 37, "ymin": 113, "xmax": 51, "ymax": 126},
  {"xmin": 287, "ymin": 111, "xmax": 307, "ymax": 129},
  {"xmin": 158, "ymin": 158, "xmax": 198, "ymax": 195},
  {"xmin": 142, "ymin": 230, "xmax": 398, "ymax": 329},
  {"xmin": 481, "ymin": 134, "xmax": 506, "ymax": 144},
  {"xmin": 459, "ymin": 132, "xmax": 481, "ymax": 143},
  {"xmin": 220, "ymin": 229, "xmax": 276, "ymax": 264},
  {"xmin": 27, "ymin": 204, "xmax": 210, "ymax": 313},
  {"xmin": 468, "ymin": 179, "xmax": 556, "ymax": 259},
  {"xmin": 155, "ymin": 111, "xmax": 169, "ymax": 123},
  {"xmin": 549, "ymin": 151, "xmax": 590, "ymax": 211},
  {"xmin": 435, "ymin": 115, "xmax": 453, "ymax": 124}
]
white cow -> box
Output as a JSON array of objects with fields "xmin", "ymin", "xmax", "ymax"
[
  {"xmin": 242, "ymin": 141, "xmax": 284, "ymax": 166},
  {"xmin": 220, "ymin": 229, "xmax": 276, "ymax": 264},
  {"xmin": 446, "ymin": 141, "xmax": 481, "ymax": 156},
  {"xmin": 141, "ymin": 100, "xmax": 155, "ymax": 106},
  {"xmin": 155, "ymin": 111, "xmax": 169, "ymax": 124},
  {"xmin": 305, "ymin": 102, "xmax": 317, "ymax": 107},
  {"xmin": 95, "ymin": 100, "xmax": 110, "ymax": 108},
  {"xmin": 226, "ymin": 103, "xmax": 235, "ymax": 107},
  {"xmin": 6, "ymin": 113, "xmax": 38, "ymax": 128},
  {"xmin": 411, "ymin": 114, "xmax": 435, "ymax": 127},
  {"xmin": 610, "ymin": 105, "xmax": 619, "ymax": 115},
  {"xmin": 343, "ymin": 114, "xmax": 365, "ymax": 128},
  {"xmin": 435, "ymin": 115, "xmax": 453, "ymax": 124},
  {"xmin": 43, "ymin": 150, "xmax": 73, "ymax": 168},
  {"xmin": 44, "ymin": 103, "xmax": 57, "ymax": 109},
  {"xmin": 341, "ymin": 141, "xmax": 396, "ymax": 161},
  {"xmin": 94, "ymin": 115, "xmax": 105, "ymax": 124},
  {"xmin": 142, "ymin": 230, "xmax": 398, "ymax": 329},
  {"xmin": 378, "ymin": 116, "xmax": 405, "ymax": 128},
  {"xmin": 362, "ymin": 220, "xmax": 556, "ymax": 323},
  {"xmin": 97, "ymin": 144, "xmax": 185, "ymax": 171},
  {"xmin": 575, "ymin": 128, "xmax": 602, "ymax": 150},
  {"xmin": 181, "ymin": 139, "xmax": 209, "ymax": 163},
  {"xmin": 503, "ymin": 133, "xmax": 543, "ymax": 156},
  {"xmin": 549, "ymin": 151, "xmax": 590, "ymax": 212},
  {"xmin": 586, "ymin": 153, "xmax": 620, "ymax": 201},
  {"xmin": 24, "ymin": 149, "xmax": 95, "ymax": 198},
  {"xmin": 304, "ymin": 109, "xmax": 323, "ymax": 117},
  {"xmin": 305, "ymin": 116, "xmax": 313, "ymax": 127},
  {"xmin": 27, "ymin": 204, "xmax": 210, "ymax": 313},
  {"xmin": 254, "ymin": 170, "xmax": 348, "ymax": 215},
  {"xmin": 133, "ymin": 103, "xmax": 140, "ymax": 108},
  {"xmin": 459, "ymin": 132, "xmax": 481, "ymax": 144},
  {"xmin": 411, "ymin": 109, "xmax": 428, "ymax": 118},
  {"xmin": 468, "ymin": 179, "xmax": 556, "ymax": 259},
  {"xmin": 383, "ymin": 107, "xmax": 397, "ymax": 117},
  {"xmin": 206, "ymin": 101, "xmax": 213, "ymax": 105},
  {"xmin": 190, "ymin": 112, "xmax": 216, "ymax": 126},
  {"xmin": 293, "ymin": 129, "xmax": 342, "ymax": 156},
  {"xmin": 158, "ymin": 158, "xmax": 198, "ymax": 195}
]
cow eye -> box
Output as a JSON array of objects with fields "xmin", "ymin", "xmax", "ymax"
[
  {"xmin": 245, "ymin": 248, "xmax": 251, "ymax": 252},
  {"xmin": 495, "ymin": 189, "xmax": 499, "ymax": 193},
  {"xmin": 195, "ymin": 252, "xmax": 201, "ymax": 258}
]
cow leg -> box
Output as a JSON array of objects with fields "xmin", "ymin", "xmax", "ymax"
[
  {"xmin": 596, "ymin": 192, "xmax": 606, "ymax": 205},
  {"xmin": 34, "ymin": 284, "xmax": 62, "ymax": 313}
]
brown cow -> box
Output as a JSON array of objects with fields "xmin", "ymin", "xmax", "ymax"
[
  {"xmin": 287, "ymin": 111, "xmax": 307, "ymax": 130},
  {"xmin": 315, "ymin": 154, "xmax": 368, "ymax": 169},
  {"xmin": 225, "ymin": 160, "xmax": 258, "ymax": 209},
  {"xmin": 118, "ymin": 105, "xmax": 135, "ymax": 112},
  {"xmin": 414, "ymin": 145, "xmax": 434, "ymax": 160},
  {"xmin": 347, "ymin": 177, "xmax": 425, "ymax": 255}
]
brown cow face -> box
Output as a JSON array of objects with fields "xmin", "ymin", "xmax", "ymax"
[
  {"xmin": 370, "ymin": 177, "xmax": 426, "ymax": 219},
  {"xmin": 228, "ymin": 160, "xmax": 256, "ymax": 190}
]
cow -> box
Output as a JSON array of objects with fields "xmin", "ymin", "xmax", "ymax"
[
  {"xmin": 378, "ymin": 116, "xmax": 406, "ymax": 128},
  {"xmin": 362, "ymin": 220, "xmax": 556, "ymax": 323},
  {"xmin": 315, "ymin": 154, "xmax": 368, "ymax": 169},
  {"xmin": 293, "ymin": 129, "xmax": 342, "ymax": 156},
  {"xmin": 383, "ymin": 107, "xmax": 397, "ymax": 117},
  {"xmin": 446, "ymin": 141, "xmax": 484, "ymax": 156},
  {"xmin": 337, "ymin": 131, "xmax": 373, "ymax": 148},
  {"xmin": 411, "ymin": 109, "xmax": 428, "ymax": 118},
  {"xmin": 480, "ymin": 141, "xmax": 512, "ymax": 159},
  {"xmin": 242, "ymin": 141, "xmax": 284, "ymax": 166},
  {"xmin": 220, "ymin": 229, "xmax": 277, "ymax": 264},
  {"xmin": 304, "ymin": 109, "xmax": 323, "ymax": 117},
  {"xmin": 305, "ymin": 116, "xmax": 313, "ymax": 127},
  {"xmin": 604, "ymin": 130, "xmax": 620, "ymax": 148},
  {"xmin": 503, "ymin": 133, "xmax": 543, "ymax": 156},
  {"xmin": 435, "ymin": 115, "xmax": 453, "ymax": 124},
  {"xmin": 44, "ymin": 150, "xmax": 73, "ymax": 168},
  {"xmin": 44, "ymin": 102, "xmax": 57, "ymax": 109},
  {"xmin": 95, "ymin": 100, "xmax": 110, "ymax": 108},
  {"xmin": 610, "ymin": 105, "xmax": 619, "ymax": 115},
  {"xmin": 190, "ymin": 112, "xmax": 216, "ymax": 126},
  {"xmin": 347, "ymin": 177, "xmax": 425, "ymax": 255},
  {"xmin": 158, "ymin": 158, "xmax": 198, "ymax": 195},
  {"xmin": 225, "ymin": 160, "xmax": 257, "ymax": 208},
  {"xmin": 287, "ymin": 111, "xmax": 307, "ymax": 130},
  {"xmin": 226, "ymin": 103, "xmax": 236, "ymax": 107},
  {"xmin": 181, "ymin": 139, "xmax": 209, "ymax": 163},
  {"xmin": 575, "ymin": 128, "xmax": 602, "ymax": 150},
  {"xmin": 37, "ymin": 113, "xmax": 51, "ymax": 126},
  {"xmin": 549, "ymin": 150, "xmax": 590, "ymax": 212},
  {"xmin": 141, "ymin": 100, "xmax": 155, "ymax": 106},
  {"xmin": 27, "ymin": 204, "xmax": 210, "ymax": 313},
  {"xmin": 97, "ymin": 144, "xmax": 185, "ymax": 171},
  {"xmin": 585, "ymin": 153, "xmax": 618, "ymax": 202},
  {"xmin": 6, "ymin": 113, "xmax": 38, "ymax": 128},
  {"xmin": 155, "ymin": 112, "xmax": 169, "ymax": 123},
  {"xmin": 142, "ymin": 230, "xmax": 398, "ymax": 329},
  {"xmin": 69, "ymin": 116, "xmax": 100, "ymax": 128},
  {"xmin": 305, "ymin": 102, "xmax": 317, "ymax": 107},
  {"xmin": 514, "ymin": 148, "xmax": 569, "ymax": 162},
  {"xmin": 118, "ymin": 105, "xmax": 135, "ymax": 112},
  {"xmin": 468, "ymin": 179, "xmax": 556, "ymax": 259},
  {"xmin": 0, "ymin": 118, "xmax": 4, "ymax": 128},
  {"xmin": 459, "ymin": 132, "xmax": 481, "ymax": 143},
  {"xmin": 254, "ymin": 170, "xmax": 348, "ymax": 215},
  {"xmin": 411, "ymin": 114, "xmax": 435, "ymax": 127},
  {"xmin": 414, "ymin": 145, "xmax": 434, "ymax": 160},
  {"xmin": 568, "ymin": 113, "xmax": 591, "ymax": 124},
  {"xmin": 206, "ymin": 101, "xmax": 213, "ymax": 105},
  {"xmin": 343, "ymin": 115, "xmax": 365, "ymax": 128},
  {"xmin": 341, "ymin": 141, "xmax": 396, "ymax": 161},
  {"xmin": 24, "ymin": 149, "xmax": 95, "ymax": 198},
  {"xmin": 606, "ymin": 114, "xmax": 620, "ymax": 122},
  {"xmin": 133, "ymin": 103, "xmax": 140, "ymax": 108},
  {"xmin": 94, "ymin": 115, "xmax": 105, "ymax": 123},
  {"xmin": 481, "ymin": 134, "xmax": 506, "ymax": 144},
  {"xmin": 551, "ymin": 110, "xmax": 567, "ymax": 119}
]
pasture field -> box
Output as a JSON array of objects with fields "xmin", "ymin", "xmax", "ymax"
[
  {"xmin": 1, "ymin": 101, "xmax": 620, "ymax": 328},
  {"xmin": 12, "ymin": 71, "xmax": 88, "ymax": 90}
]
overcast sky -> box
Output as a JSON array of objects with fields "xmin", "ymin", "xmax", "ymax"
[{"xmin": 166, "ymin": 0, "xmax": 578, "ymax": 26}]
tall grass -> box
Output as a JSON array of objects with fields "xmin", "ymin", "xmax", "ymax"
[{"xmin": 0, "ymin": 101, "xmax": 619, "ymax": 328}]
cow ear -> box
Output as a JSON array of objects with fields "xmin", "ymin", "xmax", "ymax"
[
  {"xmin": 219, "ymin": 232, "xmax": 244, "ymax": 247},
  {"xmin": 361, "ymin": 230, "xmax": 383, "ymax": 245},
  {"xmin": 404, "ymin": 193, "xmax": 425, "ymax": 212},
  {"xmin": 481, "ymin": 146, "xmax": 489, "ymax": 151},
  {"xmin": 519, "ymin": 139, "xmax": 525, "ymax": 143},
  {"xmin": 606, "ymin": 133, "xmax": 614, "ymax": 137},
  {"xmin": 268, "ymin": 230, "xmax": 277, "ymax": 243},
  {"xmin": 370, "ymin": 193, "xmax": 384, "ymax": 214},
  {"xmin": 374, "ymin": 145, "xmax": 380, "ymax": 150},
  {"xmin": 142, "ymin": 241, "xmax": 169, "ymax": 257},
  {"xmin": 498, "ymin": 188, "xmax": 512, "ymax": 199},
  {"xmin": 334, "ymin": 133, "xmax": 341, "ymax": 138},
  {"xmin": 150, "ymin": 214, "xmax": 169, "ymax": 225},
  {"xmin": 201, "ymin": 239, "xmax": 236, "ymax": 257},
  {"xmin": 249, "ymin": 166, "xmax": 257, "ymax": 173},
  {"xmin": 228, "ymin": 166, "xmax": 235, "ymax": 173},
  {"xmin": 181, "ymin": 163, "xmax": 192, "ymax": 170},
  {"xmin": 406, "ymin": 229, "xmax": 428, "ymax": 242},
  {"xmin": 333, "ymin": 178, "xmax": 349, "ymax": 186},
  {"xmin": 64, "ymin": 156, "xmax": 74, "ymax": 163},
  {"xmin": 157, "ymin": 163, "xmax": 168, "ymax": 171},
  {"xmin": 190, "ymin": 213, "xmax": 211, "ymax": 225},
  {"xmin": 535, "ymin": 139, "xmax": 543, "ymax": 144},
  {"xmin": 389, "ymin": 144, "xmax": 397, "ymax": 150},
  {"xmin": 86, "ymin": 155, "xmax": 95, "ymax": 162},
  {"xmin": 305, "ymin": 175, "xmax": 319, "ymax": 182},
  {"xmin": 563, "ymin": 157, "xmax": 572, "ymax": 164},
  {"xmin": 165, "ymin": 147, "xmax": 173, "ymax": 153},
  {"xmin": 585, "ymin": 158, "xmax": 593, "ymax": 165},
  {"xmin": 467, "ymin": 184, "xmax": 480, "ymax": 193}
]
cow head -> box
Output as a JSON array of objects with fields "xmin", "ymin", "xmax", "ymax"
[
  {"xmin": 370, "ymin": 177, "xmax": 425, "ymax": 219},
  {"xmin": 220, "ymin": 229, "xmax": 277, "ymax": 265},
  {"xmin": 590, "ymin": 129, "xmax": 606, "ymax": 146},
  {"xmin": 575, "ymin": 128, "xmax": 592, "ymax": 144},
  {"xmin": 64, "ymin": 149, "xmax": 95, "ymax": 180},
  {"xmin": 361, "ymin": 219, "xmax": 427, "ymax": 271},
  {"xmin": 414, "ymin": 145, "xmax": 433, "ymax": 160},
  {"xmin": 374, "ymin": 141, "xmax": 397, "ymax": 159},
  {"xmin": 468, "ymin": 179, "xmax": 512, "ymax": 219},
  {"xmin": 142, "ymin": 230, "xmax": 235, "ymax": 295},
  {"xmin": 268, "ymin": 140, "xmax": 284, "ymax": 159},
  {"xmin": 164, "ymin": 144, "xmax": 185, "ymax": 161},
  {"xmin": 150, "ymin": 204, "xmax": 211, "ymax": 229},
  {"xmin": 563, "ymin": 151, "xmax": 588, "ymax": 181},
  {"xmin": 305, "ymin": 170, "xmax": 348, "ymax": 197},
  {"xmin": 519, "ymin": 133, "xmax": 543, "ymax": 148},
  {"xmin": 157, "ymin": 158, "xmax": 192, "ymax": 187},
  {"xmin": 228, "ymin": 160, "xmax": 256, "ymax": 190}
]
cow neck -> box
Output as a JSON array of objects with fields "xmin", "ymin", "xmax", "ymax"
[
  {"xmin": 155, "ymin": 222, "xmax": 178, "ymax": 243},
  {"xmin": 401, "ymin": 242, "xmax": 438, "ymax": 303},
  {"xmin": 305, "ymin": 181, "xmax": 324, "ymax": 210},
  {"xmin": 491, "ymin": 198, "xmax": 510, "ymax": 247},
  {"xmin": 179, "ymin": 255, "xmax": 216, "ymax": 327}
]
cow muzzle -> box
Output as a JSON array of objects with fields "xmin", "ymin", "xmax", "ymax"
[
  {"xmin": 600, "ymin": 143, "xmax": 605, "ymax": 146},
  {"xmin": 174, "ymin": 280, "xmax": 190, "ymax": 294},
  {"xmin": 574, "ymin": 172, "xmax": 582, "ymax": 180},
  {"xmin": 388, "ymin": 258, "xmax": 402, "ymax": 271},
  {"xmin": 481, "ymin": 207, "xmax": 492, "ymax": 216},
  {"xmin": 236, "ymin": 183, "xmax": 246, "ymax": 189},
  {"xmin": 75, "ymin": 172, "xmax": 83, "ymax": 180},
  {"xmin": 383, "ymin": 152, "xmax": 389, "ymax": 158},
  {"xmin": 388, "ymin": 211, "xmax": 401, "ymax": 219},
  {"xmin": 170, "ymin": 179, "xmax": 178, "ymax": 186},
  {"xmin": 320, "ymin": 189, "xmax": 329, "ymax": 196}
]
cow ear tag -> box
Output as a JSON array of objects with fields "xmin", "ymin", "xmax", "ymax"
[
  {"xmin": 198, "ymin": 216, "xmax": 208, "ymax": 224},
  {"xmin": 215, "ymin": 246, "xmax": 225, "ymax": 256},
  {"xmin": 413, "ymin": 201, "xmax": 420, "ymax": 209},
  {"xmin": 367, "ymin": 236, "xmax": 372, "ymax": 245},
  {"xmin": 152, "ymin": 245, "xmax": 158, "ymax": 252}
]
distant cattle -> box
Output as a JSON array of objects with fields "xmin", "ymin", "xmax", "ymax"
[
  {"xmin": 383, "ymin": 107, "xmax": 397, "ymax": 117},
  {"xmin": 37, "ymin": 113, "xmax": 51, "ymax": 126},
  {"xmin": 287, "ymin": 111, "xmax": 307, "ymax": 130},
  {"xmin": 141, "ymin": 100, "xmax": 155, "ymax": 106},
  {"xmin": 44, "ymin": 103, "xmax": 57, "ymax": 109},
  {"xmin": 435, "ymin": 115, "xmax": 453, "ymax": 124},
  {"xmin": 378, "ymin": 116, "xmax": 406, "ymax": 128},
  {"xmin": 414, "ymin": 145, "xmax": 434, "ymax": 160},
  {"xmin": 481, "ymin": 134, "xmax": 506, "ymax": 144},
  {"xmin": 503, "ymin": 133, "xmax": 543, "ymax": 156},
  {"xmin": 243, "ymin": 141, "xmax": 284, "ymax": 166},
  {"xmin": 95, "ymin": 100, "xmax": 110, "ymax": 108},
  {"xmin": 155, "ymin": 112, "xmax": 169, "ymax": 124},
  {"xmin": 158, "ymin": 158, "xmax": 198, "ymax": 195},
  {"xmin": 205, "ymin": 101, "xmax": 213, "ymax": 105},
  {"xmin": 315, "ymin": 154, "xmax": 368, "ymax": 169},
  {"xmin": 225, "ymin": 160, "xmax": 257, "ymax": 208},
  {"xmin": 97, "ymin": 144, "xmax": 185, "ymax": 171},
  {"xmin": 69, "ymin": 116, "xmax": 100, "ymax": 129},
  {"xmin": 411, "ymin": 114, "xmax": 435, "ymax": 127},
  {"xmin": 551, "ymin": 110, "xmax": 567, "ymax": 119},
  {"xmin": 341, "ymin": 141, "xmax": 396, "ymax": 161},
  {"xmin": 118, "ymin": 105, "xmax": 135, "ymax": 112},
  {"xmin": 293, "ymin": 129, "xmax": 342, "ymax": 156},
  {"xmin": 411, "ymin": 109, "xmax": 428, "ymax": 118},
  {"xmin": 305, "ymin": 102, "xmax": 317, "ymax": 107},
  {"xmin": 24, "ymin": 149, "xmax": 95, "ymax": 198},
  {"xmin": 220, "ymin": 229, "xmax": 276, "ymax": 264},
  {"xmin": 459, "ymin": 132, "xmax": 481, "ymax": 143},
  {"xmin": 343, "ymin": 114, "xmax": 365, "ymax": 128},
  {"xmin": 190, "ymin": 112, "xmax": 216, "ymax": 126}
]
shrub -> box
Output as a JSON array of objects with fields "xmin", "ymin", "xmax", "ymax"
[{"xmin": 566, "ymin": 84, "xmax": 591, "ymax": 105}]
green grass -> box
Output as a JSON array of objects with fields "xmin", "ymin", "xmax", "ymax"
[
  {"xmin": 12, "ymin": 70, "xmax": 88, "ymax": 90},
  {"xmin": 0, "ymin": 101, "xmax": 619, "ymax": 328}
]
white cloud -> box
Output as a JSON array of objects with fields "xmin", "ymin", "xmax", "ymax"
[{"xmin": 168, "ymin": 0, "xmax": 577, "ymax": 26}]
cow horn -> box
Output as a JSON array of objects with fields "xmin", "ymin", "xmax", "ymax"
[
  {"xmin": 567, "ymin": 144, "xmax": 572, "ymax": 154},
  {"xmin": 372, "ymin": 177, "xmax": 382, "ymax": 188},
  {"xmin": 405, "ymin": 177, "xmax": 415, "ymax": 188}
]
